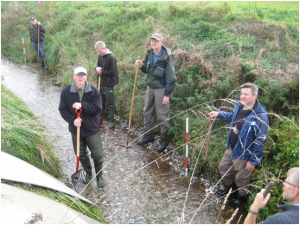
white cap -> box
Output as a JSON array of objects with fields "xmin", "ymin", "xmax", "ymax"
[{"xmin": 74, "ymin": 67, "xmax": 87, "ymax": 75}]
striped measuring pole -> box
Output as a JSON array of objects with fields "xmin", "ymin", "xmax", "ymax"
[
  {"xmin": 186, "ymin": 118, "xmax": 189, "ymax": 176},
  {"xmin": 22, "ymin": 37, "xmax": 26, "ymax": 64}
]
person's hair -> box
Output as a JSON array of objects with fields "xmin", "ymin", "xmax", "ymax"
[
  {"xmin": 288, "ymin": 167, "xmax": 299, "ymax": 187},
  {"xmin": 241, "ymin": 82, "xmax": 258, "ymax": 96},
  {"xmin": 95, "ymin": 41, "xmax": 106, "ymax": 49}
]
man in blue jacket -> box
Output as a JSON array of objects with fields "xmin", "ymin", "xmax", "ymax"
[{"xmin": 209, "ymin": 83, "xmax": 269, "ymax": 205}]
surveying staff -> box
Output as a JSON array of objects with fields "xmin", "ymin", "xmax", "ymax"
[
  {"xmin": 29, "ymin": 17, "xmax": 47, "ymax": 68},
  {"xmin": 209, "ymin": 83, "xmax": 269, "ymax": 205},
  {"xmin": 95, "ymin": 41, "xmax": 119, "ymax": 129},
  {"xmin": 135, "ymin": 33, "xmax": 176, "ymax": 152},
  {"xmin": 244, "ymin": 167, "xmax": 299, "ymax": 224},
  {"xmin": 59, "ymin": 67, "xmax": 105, "ymax": 188}
]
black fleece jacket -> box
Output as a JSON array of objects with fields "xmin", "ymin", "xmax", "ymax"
[
  {"xmin": 95, "ymin": 49, "xmax": 119, "ymax": 87},
  {"xmin": 29, "ymin": 23, "xmax": 46, "ymax": 44},
  {"xmin": 59, "ymin": 81, "xmax": 102, "ymax": 137}
]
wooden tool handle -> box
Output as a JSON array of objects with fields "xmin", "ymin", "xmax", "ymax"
[
  {"xmin": 98, "ymin": 73, "xmax": 101, "ymax": 91},
  {"xmin": 263, "ymin": 181, "xmax": 274, "ymax": 198},
  {"xmin": 126, "ymin": 56, "xmax": 140, "ymax": 145}
]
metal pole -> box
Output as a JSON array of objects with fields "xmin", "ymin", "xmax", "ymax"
[
  {"xmin": 186, "ymin": 118, "xmax": 189, "ymax": 176},
  {"xmin": 22, "ymin": 37, "xmax": 26, "ymax": 64}
]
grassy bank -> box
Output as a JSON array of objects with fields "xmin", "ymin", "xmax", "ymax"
[
  {"xmin": 1, "ymin": 85, "xmax": 107, "ymax": 223},
  {"xmin": 1, "ymin": 1, "xmax": 299, "ymax": 222},
  {"xmin": 1, "ymin": 84, "xmax": 62, "ymax": 177}
]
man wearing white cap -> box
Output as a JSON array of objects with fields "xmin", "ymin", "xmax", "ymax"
[
  {"xmin": 59, "ymin": 67, "xmax": 105, "ymax": 188},
  {"xmin": 135, "ymin": 33, "xmax": 177, "ymax": 152}
]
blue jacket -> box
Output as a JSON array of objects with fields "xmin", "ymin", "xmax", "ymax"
[{"xmin": 218, "ymin": 99, "xmax": 269, "ymax": 165}]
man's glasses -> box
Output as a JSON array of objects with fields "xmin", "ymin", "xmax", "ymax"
[{"xmin": 280, "ymin": 179, "xmax": 299, "ymax": 188}]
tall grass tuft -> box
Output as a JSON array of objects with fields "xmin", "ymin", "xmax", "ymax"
[{"xmin": 1, "ymin": 85, "xmax": 62, "ymax": 178}]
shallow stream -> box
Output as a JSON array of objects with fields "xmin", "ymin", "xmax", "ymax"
[{"xmin": 1, "ymin": 59, "xmax": 245, "ymax": 224}]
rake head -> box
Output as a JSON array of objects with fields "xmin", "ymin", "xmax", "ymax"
[{"xmin": 71, "ymin": 169, "xmax": 86, "ymax": 193}]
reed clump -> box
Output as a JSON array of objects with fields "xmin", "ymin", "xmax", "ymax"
[{"xmin": 1, "ymin": 85, "xmax": 62, "ymax": 178}]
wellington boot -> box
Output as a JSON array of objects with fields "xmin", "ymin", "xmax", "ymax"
[
  {"xmin": 80, "ymin": 157, "xmax": 92, "ymax": 185},
  {"xmin": 43, "ymin": 57, "xmax": 47, "ymax": 70},
  {"xmin": 94, "ymin": 161, "xmax": 105, "ymax": 188},
  {"xmin": 109, "ymin": 122, "xmax": 115, "ymax": 129},
  {"xmin": 108, "ymin": 107, "xmax": 115, "ymax": 129},
  {"xmin": 39, "ymin": 57, "xmax": 44, "ymax": 67},
  {"xmin": 157, "ymin": 140, "xmax": 168, "ymax": 152},
  {"xmin": 82, "ymin": 173, "xmax": 92, "ymax": 184},
  {"xmin": 232, "ymin": 195, "xmax": 248, "ymax": 206},
  {"xmin": 217, "ymin": 183, "xmax": 237, "ymax": 199}
]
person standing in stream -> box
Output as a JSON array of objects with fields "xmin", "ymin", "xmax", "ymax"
[
  {"xmin": 29, "ymin": 17, "xmax": 47, "ymax": 69},
  {"xmin": 135, "ymin": 33, "xmax": 176, "ymax": 152},
  {"xmin": 59, "ymin": 67, "xmax": 105, "ymax": 188},
  {"xmin": 95, "ymin": 41, "xmax": 119, "ymax": 129}
]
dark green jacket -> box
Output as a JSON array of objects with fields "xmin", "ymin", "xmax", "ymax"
[{"xmin": 140, "ymin": 46, "xmax": 176, "ymax": 97}]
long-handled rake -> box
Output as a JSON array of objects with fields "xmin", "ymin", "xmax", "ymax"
[
  {"xmin": 118, "ymin": 56, "xmax": 140, "ymax": 148},
  {"xmin": 71, "ymin": 108, "xmax": 86, "ymax": 193}
]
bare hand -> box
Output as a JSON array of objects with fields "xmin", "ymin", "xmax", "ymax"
[
  {"xmin": 37, "ymin": 21, "xmax": 41, "ymax": 25},
  {"xmin": 96, "ymin": 67, "xmax": 102, "ymax": 74},
  {"xmin": 72, "ymin": 102, "xmax": 82, "ymax": 109},
  {"xmin": 209, "ymin": 111, "xmax": 219, "ymax": 118},
  {"xmin": 245, "ymin": 161, "xmax": 255, "ymax": 171},
  {"xmin": 135, "ymin": 60, "xmax": 142, "ymax": 68},
  {"xmin": 162, "ymin": 96, "xmax": 169, "ymax": 105},
  {"xmin": 251, "ymin": 189, "xmax": 271, "ymax": 212},
  {"xmin": 74, "ymin": 118, "xmax": 82, "ymax": 127}
]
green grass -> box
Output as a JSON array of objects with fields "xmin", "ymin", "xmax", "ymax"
[{"xmin": 1, "ymin": 85, "xmax": 62, "ymax": 178}]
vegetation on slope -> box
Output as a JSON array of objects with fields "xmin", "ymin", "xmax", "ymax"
[{"xmin": 1, "ymin": 1, "xmax": 299, "ymax": 222}]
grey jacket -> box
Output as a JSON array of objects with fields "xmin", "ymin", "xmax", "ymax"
[{"xmin": 259, "ymin": 204, "xmax": 299, "ymax": 224}]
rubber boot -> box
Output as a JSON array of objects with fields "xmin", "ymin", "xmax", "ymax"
[
  {"xmin": 94, "ymin": 160, "xmax": 105, "ymax": 188},
  {"xmin": 80, "ymin": 157, "xmax": 92, "ymax": 184},
  {"xmin": 43, "ymin": 57, "xmax": 47, "ymax": 70},
  {"xmin": 217, "ymin": 183, "xmax": 237, "ymax": 199},
  {"xmin": 39, "ymin": 57, "xmax": 44, "ymax": 67},
  {"xmin": 233, "ymin": 195, "xmax": 248, "ymax": 206},
  {"xmin": 157, "ymin": 140, "xmax": 168, "ymax": 152},
  {"xmin": 108, "ymin": 105, "xmax": 115, "ymax": 129}
]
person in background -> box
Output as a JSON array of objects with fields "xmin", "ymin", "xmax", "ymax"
[
  {"xmin": 135, "ymin": 33, "xmax": 176, "ymax": 152},
  {"xmin": 95, "ymin": 41, "xmax": 119, "ymax": 129},
  {"xmin": 244, "ymin": 167, "xmax": 299, "ymax": 224},
  {"xmin": 29, "ymin": 17, "xmax": 47, "ymax": 68},
  {"xmin": 59, "ymin": 67, "xmax": 105, "ymax": 188},
  {"xmin": 209, "ymin": 83, "xmax": 269, "ymax": 205}
]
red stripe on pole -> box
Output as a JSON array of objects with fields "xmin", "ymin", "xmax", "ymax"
[{"xmin": 76, "ymin": 156, "xmax": 80, "ymax": 171}]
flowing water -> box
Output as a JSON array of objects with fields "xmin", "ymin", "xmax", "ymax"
[{"xmin": 1, "ymin": 58, "xmax": 246, "ymax": 224}]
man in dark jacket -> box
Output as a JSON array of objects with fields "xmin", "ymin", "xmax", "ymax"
[
  {"xmin": 135, "ymin": 33, "xmax": 176, "ymax": 152},
  {"xmin": 95, "ymin": 41, "xmax": 119, "ymax": 129},
  {"xmin": 59, "ymin": 67, "xmax": 105, "ymax": 188},
  {"xmin": 209, "ymin": 83, "xmax": 269, "ymax": 205},
  {"xmin": 29, "ymin": 17, "xmax": 47, "ymax": 68},
  {"xmin": 244, "ymin": 167, "xmax": 299, "ymax": 224}
]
